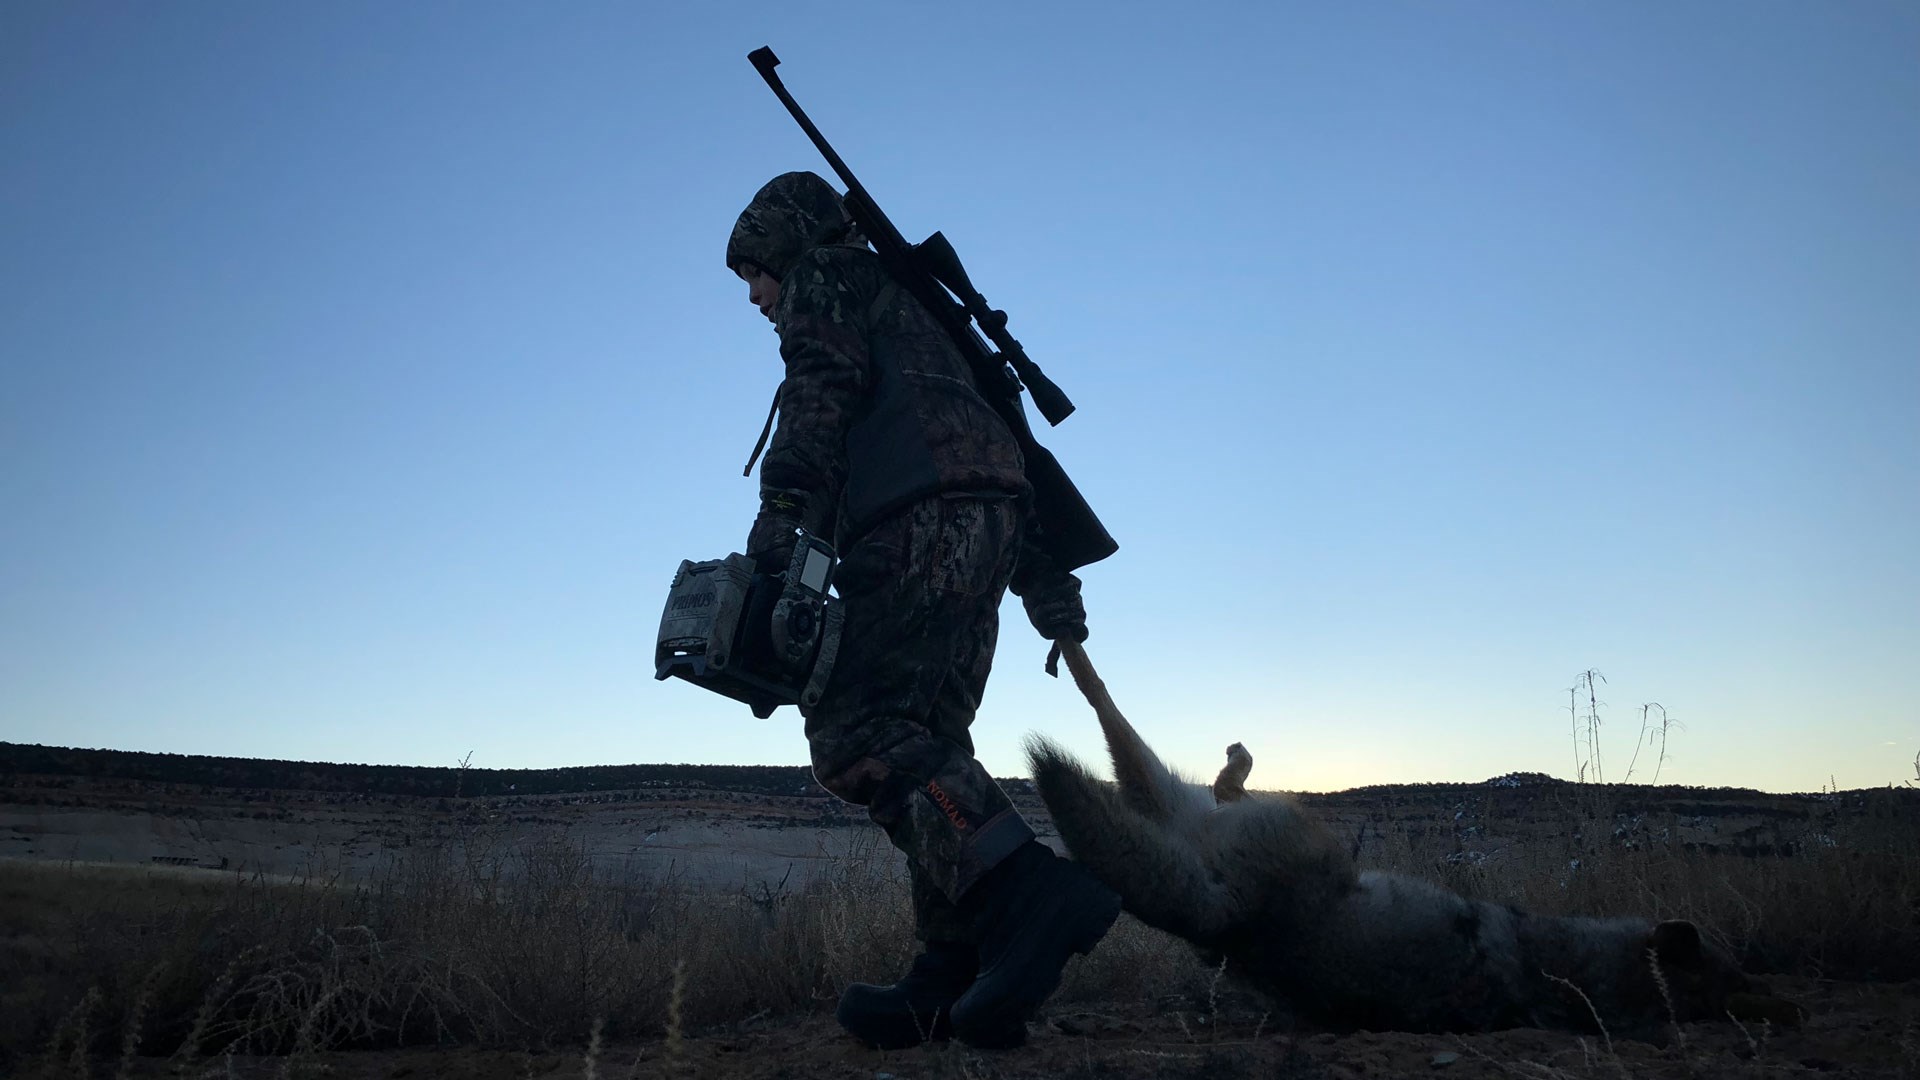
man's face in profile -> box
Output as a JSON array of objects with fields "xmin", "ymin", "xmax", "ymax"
[{"xmin": 735, "ymin": 264, "xmax": 780, "ymax": 324}]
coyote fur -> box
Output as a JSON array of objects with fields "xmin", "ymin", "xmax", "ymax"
[{"xmin": 1028, "ymin": 640, "xmax": 1803, "ymax": 1037}]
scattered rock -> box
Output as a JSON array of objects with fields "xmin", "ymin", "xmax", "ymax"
[
  {"xmin": 1430, "ymin": 1050, "xmax": 1460, "ymax": 1068},
  {"xmin": 1050, "ymin": 1013, "xmax": 1133, "ymax": 1037}
]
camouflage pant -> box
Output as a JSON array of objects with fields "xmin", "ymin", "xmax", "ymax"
[{"xmin": 804, "ymin": 494, "xmax": 1035, "ymax": 945}]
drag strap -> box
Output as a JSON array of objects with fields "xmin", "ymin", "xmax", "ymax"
[
  {"xmin": 742, "ymin": 280, "xmax": 895, "ymax": 479},
  {"xmin": 1045, "ymin": 641, "xmax": 1062, "ymax": 677},
  {"xmin": 741, "ymin": 386, "xmax": 781, "ymax": 477}
]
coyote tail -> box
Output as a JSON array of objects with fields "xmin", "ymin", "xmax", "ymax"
[{"xmin": 1025, "ymin": 735, "xmax": 1233, "ymax": 946}]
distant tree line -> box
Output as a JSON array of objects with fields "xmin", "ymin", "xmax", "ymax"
[{"xmin": 0, "ymin": 742, "xmax": 830, "ymax": 800}]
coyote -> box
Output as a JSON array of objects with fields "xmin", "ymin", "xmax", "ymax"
[{"xmin": 1027, "ymin": 641, "xmax": 1803, "ymax": 1037}]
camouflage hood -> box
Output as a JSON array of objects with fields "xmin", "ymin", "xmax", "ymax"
[{"xmin": 725, "ymin": 171, "xmax": 855, "ymax": 282}]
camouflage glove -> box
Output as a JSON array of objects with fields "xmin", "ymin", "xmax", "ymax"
[
  {"xmin": 1021, "ymin": 570, "xmax": 1088, "ymax": 644},
  {"xmin": 745, "ymin": 488, "xmax": 808, "ymax": 574}
]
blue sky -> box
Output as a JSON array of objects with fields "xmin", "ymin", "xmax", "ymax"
[{"xmin": 3, "ymin": 3, "xmax": 1915, "ymax": 793}]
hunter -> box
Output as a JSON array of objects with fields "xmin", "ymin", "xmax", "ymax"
[{"xmin": 724, "ymin": 171, "xmax": 1119, "ymax": 1049}]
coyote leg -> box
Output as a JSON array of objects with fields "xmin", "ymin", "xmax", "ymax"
[{"xmin": 1055, "ymin": 639, "xmax": 1182, "ymax": 821}]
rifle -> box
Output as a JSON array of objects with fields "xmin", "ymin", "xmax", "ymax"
[{"xmin": 748, "ymin": 46, "xmax": 1118, "ymax": 572}]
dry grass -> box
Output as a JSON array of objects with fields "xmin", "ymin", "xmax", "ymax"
[
  {"xmin": 1370, "ymin": 785, "xmax": 1920, "ymax": 982},
  {"xmin": 1, "ymin": 786, "xmax": 1915, "ymax": 1075},
  {"xmin": 1, "ymin": 825, "xmax": 917, "ymax": 1073}
]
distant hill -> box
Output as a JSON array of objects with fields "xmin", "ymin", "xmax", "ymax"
[
  {"xmin": 0, "ymin": 742, "xmax": 829, "ymax": 800},
  {"xmin": 1, "ymin": 742, "xmax": 1881, "ymax": 805}
]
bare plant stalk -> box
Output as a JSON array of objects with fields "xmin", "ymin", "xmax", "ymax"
[
  {"xmin": 1647, "ymin": 946, "xmax": 1689, "ymax": 1056},
  {"xmin": 1542, "ymin": 971, "xmax": 1614, "ymax": 1059},
  {"xmin": 114, "ymin": 962, "xmax": 165, "ymax": 1080},
  {"xmin": 666, "ymin": 960, "xmax": 686, "ymax": 1061},
  {"xmin": 453, "ymin": 750, "xmax": 474, "ymax": 799},
  {"xmin": 44, "ymin": 985, "xmax": 101, "ymax": 1080},
  {"xmin": 1206, "ymin": 954, "xmax": 1228, "ymax": 1044},
  {"xmin": 1651, "ymin": 707, "xmax": 1683, "ymax": 786},
  {"xmin": 583, "ymin": 1014, "xmax": 603, "ymax": 1080},
  {"xmin": 172, "ymin": 946, "xmax": 258, "ymax": 1065},
  {"xmin": 1568, "ymin": 685, "xmax": 1584, "ymax": 782},
  {"xmin": 1624, "ymin": 704, "xmax": 1656, "ymax": 784},
  {"xmin": 1566, "ymin": 668, "xmax": 1612, "ymax": 776},
  {"xmin": 1574, "ymin": 670, "xmax": 1607, "ymax": 784}
]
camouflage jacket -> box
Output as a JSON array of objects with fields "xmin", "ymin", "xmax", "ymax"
[{"xmin": 728, "ymin": 173, "xmax": 1028, "ymax": 545}]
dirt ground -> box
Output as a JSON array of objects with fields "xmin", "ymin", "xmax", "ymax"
[{"xmin": 89, "ymin": 974, "xmax": 1918, "ymax": 1080}]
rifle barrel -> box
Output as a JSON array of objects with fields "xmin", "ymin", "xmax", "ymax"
[{"xmin": 747, "ymin": 48, "xmax": 912, "ymax": 259}]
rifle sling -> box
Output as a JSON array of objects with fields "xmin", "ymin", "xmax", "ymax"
[
  {"xmin": 742, "ymin": 279, "xmax": 897, "ymax": 481},
  {"xmin": 741, "ymin": 386, "xmax": 781, "ymax": 478}
]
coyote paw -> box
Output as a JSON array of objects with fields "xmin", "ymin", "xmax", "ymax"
[{"xmin": 1213, "ymin": 743, "xmax": 1253, "ymax": 804}]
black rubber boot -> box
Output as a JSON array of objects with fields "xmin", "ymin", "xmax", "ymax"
[
  {"xmin": 835, "ymin": 941, "xmax": 979, "ymax": 1048},
  {"xmin": 949, "ymin": 842, "xmax": 1122, "ymax": 1048}
]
